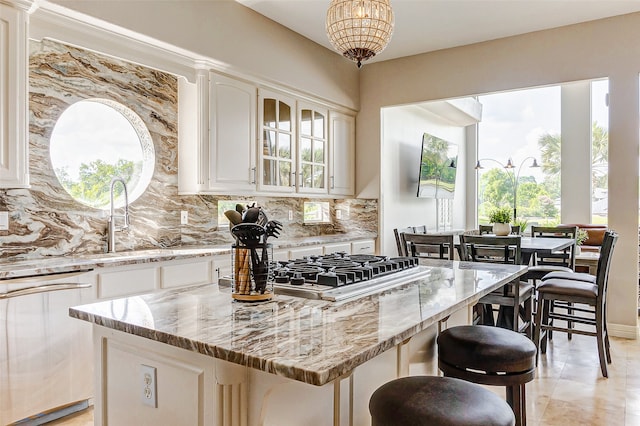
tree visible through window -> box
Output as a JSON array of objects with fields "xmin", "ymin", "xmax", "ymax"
[{"xmin": 477, "ymin": 86, "xmax": 561, "ymax": 229}]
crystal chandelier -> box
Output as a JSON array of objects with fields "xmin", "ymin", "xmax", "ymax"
[{"xmin": 326, "ymin": 0, "xmax": 395, "ymax": 68}]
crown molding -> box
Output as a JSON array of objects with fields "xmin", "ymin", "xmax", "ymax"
[{"xmin": 28, "ymin": 0, "xmax": 216, "ymax": 82}]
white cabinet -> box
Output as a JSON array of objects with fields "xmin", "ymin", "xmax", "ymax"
[
  {"xmin": 178, "ymin": 71, "xmax": 256, "ymax": 194},
  {"xmin": 352, "ymin": 239, "xmax": 376, "ymax": 255},
  {"xmin": 323, "ymin": 242, "xmax": 351, "ymax": 255},
  {"xmin": 208, "ymin": 72, "xmax": 257, "ymax": 192},
  {"xmin": 258, "ymin": 88, "xmax": 297, "ymax": 193},
  {"xmin": 288, "ymin": 245, "xmax": 324, "ymax": 259},
  {"xmin": 96, "ymin": 257, "xmax": 215, "ymax": 300},
  {"xmin": 297, "ymin": 101, "xmax": 328, "ymax": 194},
  {"xmin": 0, "ymin": 2, "xmax": 29, "ymax": 188},
  {"xmin": 329, "ymin": 111, "xmax": 355, "ymax": 196}
]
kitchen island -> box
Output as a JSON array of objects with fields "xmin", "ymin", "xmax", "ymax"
[{"xmin": 70, "ymin": 259, "xmax": 526, "ymax": 426}]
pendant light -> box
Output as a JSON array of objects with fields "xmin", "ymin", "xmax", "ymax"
[{"xmin": 326, "ymin": 0, "xmax": 395, "ymax": 68}]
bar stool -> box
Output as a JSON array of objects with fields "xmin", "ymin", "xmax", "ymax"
[
  {"xmin": 437, "ymin": 325, "xmax": 536, "ymax": 426},
  {"xmin": 369, "ymin": 376, "xmax": 515, "ymax": 426}
]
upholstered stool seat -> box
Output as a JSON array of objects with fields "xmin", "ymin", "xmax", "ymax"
[
  {"xmin": 369, "ymin": 376, "xmax": 515, "ymax": 426},
  {"xmin": 540, "ymin": 271, "xmax": 596, "ymax": 283},
  {"xmin": 437, "ymin": 325, "xmax": 536, "ymax": 426}
]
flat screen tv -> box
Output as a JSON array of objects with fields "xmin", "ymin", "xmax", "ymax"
[{"xmin": 416, "ymin": 133, "xmax": 458, "ymax": 199}]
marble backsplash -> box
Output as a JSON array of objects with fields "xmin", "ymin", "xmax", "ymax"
[{"xmin": 0, "ymin": 40, "xmax": 376, "ymax": 260}]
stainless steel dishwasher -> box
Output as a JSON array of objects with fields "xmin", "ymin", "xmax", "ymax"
[{"xmin": 0, "ymin": 269, "xmax": 95, "ymax": 425}]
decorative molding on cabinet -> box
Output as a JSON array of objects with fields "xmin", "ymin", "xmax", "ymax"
[
  {"xmin": 0, "ymin": 1, "xmax": 29, "ymax": 188},
  {"xmin": 329, "ymin": 112, "xmax": 355, "ymax": 196}
]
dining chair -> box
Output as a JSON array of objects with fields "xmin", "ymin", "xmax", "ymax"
[
  {"xmin": 459, "ymin": 235, "xmax": 533, "ymax": 337},
  {"xmin": 403, "ymin": 233, "xmax": 454, "ymax": 260},
  {"xmin": 479, "ymin": 224, "xmax": 520, "ymax": 235},
  {"xmin": 393, "ymin": 226, "xmax": 415, "ymax": 256},
  {"xmin": 527, "ymin": 225, "xmax": 577, "ymax": 274},
  {"xmin": 533, "ymin": 230, "xmax": 618, "ymax": 377}
]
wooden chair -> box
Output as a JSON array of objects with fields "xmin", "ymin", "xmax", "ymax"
[
  {"xmin": 533, "ymin": 230, "xmax": 618, "ymax": 377},
  {"xmin": 459, "ymin": 235, "xmax": 533, "ymax": 337},
  {"xmin": 480, "ymin": 224, "xmax": 521, "ymax": 235},
  {"xmin": 394, "ymin": 225, "xmax": 429, "ymax": 256},
  {"xmin": 528, "ymin": 225, "xmax": 577, "ymax": 272},
  {"xmin": 393, "ymin": 227, "xmax": 415, "ymax": 256},
  {"xmin": 403, "ymin": 233, "xmax": 454, "ymax": 260}
]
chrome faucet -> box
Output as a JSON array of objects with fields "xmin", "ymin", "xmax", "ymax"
[{"xmin": 107, "ymin": 177, "xmax": 130, "ymax": 253}]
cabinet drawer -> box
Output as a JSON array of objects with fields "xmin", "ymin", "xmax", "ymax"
[
  {"xmin": 323, "ymin": 243, "xmax": 351, "ymax": 255},
  {"xmin": 161, "ymin": 260, "xmax": 212, "ymax": 289},
  {"xmin": 98, "ymin": 267, "xmax": 157, "ymax": 299},
  {"xmin": 289, "ymin": 246, "xmax": 323, "ymax": 258},
  {"xmin": 351, "ymin": 240, "xmax": 376, "ymax": 255}
]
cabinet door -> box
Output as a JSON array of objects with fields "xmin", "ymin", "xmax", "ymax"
[
  {"xmin": 297, "ymin": 101, "xmax": 328, "ymax": 194},
  {"xmin": 329, "ymin": 111, "xmax": 355, "ymax": 196},
  {"xmin": 209, "ymin": 72, "xmax": 257, "ymax": 192},
  {"xmin": 258, "ymin": 89, "xmax": 296, "ymax": 193},
  {"xmin": 0, "ymin": 3, "xmax": 28, "ymax": 188}
]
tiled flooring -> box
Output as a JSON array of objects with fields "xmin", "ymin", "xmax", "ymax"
[{"xmin": 49, "ymin": 332, "xmax": 640, "ymax": 425}]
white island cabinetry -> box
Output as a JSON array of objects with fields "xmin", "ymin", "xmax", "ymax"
[{"xmin": 73, "ymin": 260, "xmax": 527, "ymax": 426}]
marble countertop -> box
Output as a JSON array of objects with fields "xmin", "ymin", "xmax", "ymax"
[
  {"xmin": 70, "ymin": 259, "xmax": 526, "ymax": 386},
  {"xmin": 0, "ymin": 234, "xmax": 376, "ymax": 280}
]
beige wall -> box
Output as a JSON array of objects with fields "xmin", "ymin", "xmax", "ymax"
[
  {"xmin": 50, "ymin": 0, "xmax": 359, "ymax": 110},
  {"xmin": 360, "ymin": 13, "xmax": 640, "ymax": 333}
]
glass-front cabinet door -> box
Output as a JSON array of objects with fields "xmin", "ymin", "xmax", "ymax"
[
  {"xmin": 297, "ymin": 102, "xmax": 328, "ymax": 194},
  {"xmin": 259, "ymin": 89, "xmax": 296, "ymax": 192}
]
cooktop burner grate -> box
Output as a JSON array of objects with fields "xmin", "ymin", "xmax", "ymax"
[{"xmin": 273, "ymin": 253, "xmax": 419, "ymax": 287}]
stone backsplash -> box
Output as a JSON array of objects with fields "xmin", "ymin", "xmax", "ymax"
[{"xmin": 0, "ymin": 40, "xmax": 376, "ymax": 260}]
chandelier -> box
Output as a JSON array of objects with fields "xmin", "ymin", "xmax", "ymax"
[{"xmin": 326, "ymin": 0, "xmax": 395, "ymax": 68}]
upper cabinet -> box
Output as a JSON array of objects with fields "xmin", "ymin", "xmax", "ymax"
[
  {"xmin": 258, "ymin": 89, "xmax": 296, "ymax": 193},
  {"xmin": 298, "ymin": 101, "xmax": 328, "ymax": 194},
  {"xmin": 209, "ymin": 72, "xmax": 257, "ymax": 192},
  {"xmin": 329, "ymin": 112, "xmax": 355, "ymax": 196},
  {"xmin": 179, "ymin": 72, "xmax": 355, "ymax": 197},
  {"xmin": 0, "ymin": 2, "xmax": 29, "ymax": 188}
]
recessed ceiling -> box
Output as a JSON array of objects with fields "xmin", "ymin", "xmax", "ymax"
[{"xmin": 236, "ymin": 0, "xmax": 640, "ymax": 64}]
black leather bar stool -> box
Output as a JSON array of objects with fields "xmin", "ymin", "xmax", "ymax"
[
  {"xmin": 369, "ymin": 376, "xmax": 515, "ymax": 426},
  {"xmin": 437, "ymin": 325, "xmax": 536, "ymax": 426}
]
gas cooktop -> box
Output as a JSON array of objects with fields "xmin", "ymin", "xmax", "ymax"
[{"xmin": 272, "ymin": 253, "xmax": 428, "ymax": 301}]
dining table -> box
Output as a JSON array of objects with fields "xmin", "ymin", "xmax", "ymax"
[
  {"xmin": 518, "ymin": 236, "xmax": 576, "ymax": 265},
  {"xmin": 452, "ymin": 234, "xmax": 576, "ymax": 265}
]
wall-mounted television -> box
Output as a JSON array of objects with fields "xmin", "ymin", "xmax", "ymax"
[{"xmin": 416, "ymin": 133, "xmax": 458, "ymax": 199}]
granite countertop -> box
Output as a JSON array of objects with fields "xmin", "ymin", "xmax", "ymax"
[
  {"xmin": 0, "ymin": 234, "xmax": 377, "ymax": 280},
  {"xmin": 70, "ymin": 259, "xmax": 526, "ymax": 386}
]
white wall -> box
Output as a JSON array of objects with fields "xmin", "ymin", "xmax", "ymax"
[
  {"xmin": 359, "ymin": 13, "xmax": 640, "ymax": 335},
  {"xmin": 380, "ymin": 105, "xmax": 466, "ymax": 255},
  {"xmin": 561, "ymin": 81, "xmax": 592, "ymax": 223}
]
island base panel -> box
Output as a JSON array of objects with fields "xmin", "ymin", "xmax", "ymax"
[{"xmin": 91, "ymin": 322, "xmax": 454, "ymax": 426}]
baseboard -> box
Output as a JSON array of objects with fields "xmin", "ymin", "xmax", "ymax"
[{"xmin": 608, "ymin": 322, "xmax": 638, "ymax": 339}]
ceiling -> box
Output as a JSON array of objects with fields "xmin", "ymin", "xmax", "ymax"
[{"xmin": 236, "ymin": 0, "xmax": 640, "ymax": 64}]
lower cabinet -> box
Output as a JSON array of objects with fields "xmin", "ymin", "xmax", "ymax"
[{"xmin": 96, "ymin": 256, "xmax": 216, "ymax": 300}]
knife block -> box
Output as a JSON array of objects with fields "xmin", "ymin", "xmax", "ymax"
[{"xmin": 231, "ymin": 243, "xmax": 274, "ymax": 302}]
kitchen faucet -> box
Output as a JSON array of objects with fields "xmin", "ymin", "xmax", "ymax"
[{"xmin": 107, "ymin": 177, "xmax": 130, "ymax": 253}]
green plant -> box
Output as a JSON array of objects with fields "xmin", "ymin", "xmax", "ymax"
[
  {"xmin": 576, "ymin": 228, "xmax": 589, "ymax": 246},
  {"xmin": 512, "ymin": 217, "xmax": 529, "ymax": 234},
  {"xmin": 488, "ymin": 207, "xmax": 512, "ymax": 224}
]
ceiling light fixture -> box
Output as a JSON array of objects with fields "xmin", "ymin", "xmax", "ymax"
[{"xmin": 325, "ymin": 0, "xmax": 395, "ymax": 68}]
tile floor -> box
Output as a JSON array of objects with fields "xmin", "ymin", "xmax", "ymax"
[{"xmin": 49, "ymin": 332, "xmax": 640, "ymax": 425}]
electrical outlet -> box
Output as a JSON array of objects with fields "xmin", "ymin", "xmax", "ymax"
[
  {"xmin": 140, "ymin": 364, "xmax": 157, "ymax": 408},
  {"xmin": 288, "ymin": 210, "xmax": 293, "ymax": 221},
  {"xmin": 180, "ymin": 210, "xmax": 188, "ymax": 225},
  {"xmin": 336, "ymin": 210, "xmax": 342, "ymax": 220}
]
